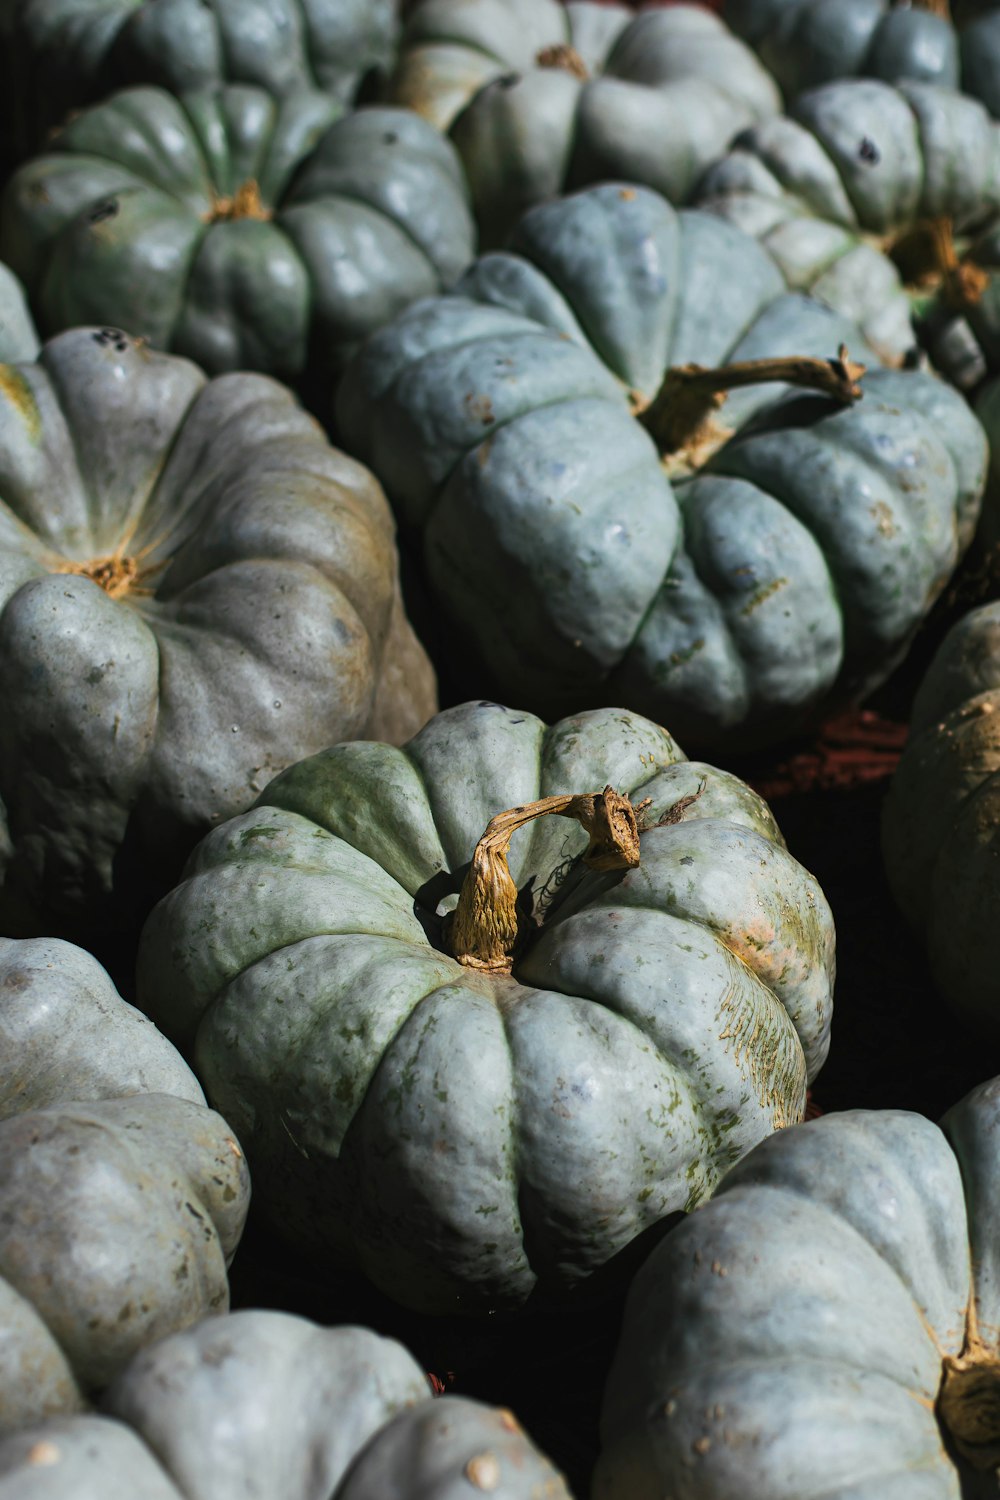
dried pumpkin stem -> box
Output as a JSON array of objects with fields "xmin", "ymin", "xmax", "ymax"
[
  {"xmin": 206, "ymin": 179, "xmax": 271, "ymax": 224},
  {"xmin": 446, "ymin": 786, "xmax": 641, "ymax": 974},
  {"xmin": 535, "ymin": 43, "xmax": 589, "ymax": 78},
  {"xmin": 929, "ymin": 216, "xmax": 990, "ymax": 308},
  {"xmin": 638, "ymin": 345, "xmax": 865, "ymax": 461}
]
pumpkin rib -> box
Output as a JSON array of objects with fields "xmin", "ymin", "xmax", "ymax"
[{"xmin": 291, "ymin": 185, "xmax": 441, "ymax": 285}]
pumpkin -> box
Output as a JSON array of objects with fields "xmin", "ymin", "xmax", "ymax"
[
  {"xmin": 336, "ymin": 181, "xmax": 987, "ymax": 751},
  {"xmin": 0, "ymin": 934, "xmax": 250, "ymax": 1434},
  {"xmin": 595, "ymin": 1076, "xmax": 1000, "ymax": 1498},
  {"xmin": 882, "ymin": 587, "xmax": 1000, "ymax": 1034},
  {"xmin": 0, "ymin": 326, "xmax": 435, "ymax": 940},
  {"xmin": 0, "ymin": 1310, "xmax": 571, "ymax": 1498},
  {"xmin": 728, "ymin": 0, "xmax": 1000, "ymax": 120},
  {"xmin": 0, "ymin": 88, "xmax": 475, "ymax": 382},
  {"xmin": 0, "ymin": 264, "xmax": 38, "ymax": 365},
  {"xmin": 392, "ymin": 1, "xmax": 781, "ymax": 248},
  {"xmin": 136, "ymin": 698, "xmax": 835, "ymax": 1314},
  {"xmin": 696, "ymin": 77, "xmax": 1000, "ymax": 377},
  {"xmin": 0, "ymin": 0, "xmax": 400, "ymax": 159}
]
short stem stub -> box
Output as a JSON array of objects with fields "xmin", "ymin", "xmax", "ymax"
[
  {"xmin": 932, "ymin": 217, "xmax": 989, "ymax": 309},
  {"xmin": 939, "ymin": 1337, "xmax": 1000, "ymax": 1471},
  {"xmin": 637, "ymin": 344, "xmax": 866, "ymax": 463},
  {"xmin": 446, "ymin": 787, "xmax": 641, "ymax": 974},
  {"xmin": 535, "ymin": 43, "xmax": 589, "ymax": 78},
  {"xmin": 891, "ymin": 217, "xmax": 988, "ymax": 304},
  {"xmin": 206, "ymin": 179, "xmax": 271, "ymax": 224}
]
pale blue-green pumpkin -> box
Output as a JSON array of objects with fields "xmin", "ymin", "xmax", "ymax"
[
  {"xmin": 596, "ymin": 1077, "xmax": 1000, "ymax": 1498},
  {"xmin": 336, "ymin": 180, "xmax": 987, "ymax": 751},
  {"xmin": 728, "ymin": 0, "xmax": 1000, "ymax": 119},
  {"xmin": 0, "ymin": 87, "xmax": 475, "ymax": 381},
  {"xmin": 696, "ymin": 76, "xmax": 1000, "ymax": 379},
  {"xmin": 391, "ymin": 0, "xmax": 781, "ymax": 248},
  {"xmin": 0, "ymin": 935, "xmax": 250, "ymax": 1435},
  {"xmin": 883, "ymin": 587, "xmax": 1000, "ymax": 1036},
  {"xmin": 0, "ymin": 0, "xmax": 399, "ymax": 158},
  {"xmin": 0, "ymin": 1310, "xmax": 571, "ymax": 1499},
  {"xmin": 137, "ymin": 699, "xmax": 835, "ymax": 1315},
  {"xmin": 0, "ymin": 327, "xmax": 434, "ymax": 939}
]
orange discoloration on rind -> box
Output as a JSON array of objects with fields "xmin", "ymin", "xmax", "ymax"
[{"xmin": 0, "ymin": 367, "xmax": 41, "ymax": 442}]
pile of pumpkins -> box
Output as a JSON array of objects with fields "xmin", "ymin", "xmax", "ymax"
[{"xmin": 3, "ymin": 0, "xmax": 1000, "ymax": 1494}]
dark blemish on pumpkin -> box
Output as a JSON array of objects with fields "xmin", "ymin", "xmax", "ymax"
[
  {"xmin": 382, "ymin": 132, "xmax": 398, "ymax": 145},
  {"xmin": 680, "ymin": 856, "xmax": 693, "ymax": 866},
  {"xmin": 465, "ymin": 392, "xmax": 495, "ymax": 425},
  {"xmin": 498, "ymin": 72, "xmax": 521, "ymax": 89},
  {"xmin": 89, "ymin": 198, "xmax": 119, "ymax": 224},
  {"xmin": 117, "ymin": 1302, "xmax": 133, "ymax": 1322},
  {"xmin": 858, "ymin": 137, "xmax": 880, "ymax": 164}
]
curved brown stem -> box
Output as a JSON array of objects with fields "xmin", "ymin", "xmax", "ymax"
[
  {"xmin": 637, "ymin": 345, "xmax": 865, "ymax": 463},
  {"xmin": 446, "ymin": 787, "xmax": 641, "ymax": 973},
  {"xmin": 535, "ymin": 43, "xmax": 588, "ymax": 78}
]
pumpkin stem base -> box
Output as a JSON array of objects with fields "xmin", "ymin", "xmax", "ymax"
[
  {"xmin": 939, "ymin": 1335, "xmax": 1000, "ymax": 1471},
  {"xmin": 890, "ymin": 217, "xmax": 987, "ymax": 307},
  {"xmin": 445, "ymin": 787, "xmax": 641, "ymax": 973},
  {"xmin": 535, "ymin": 43, "xmax": 588, "ymax": 79},
  {"xmin": 206, "ymin": 179, "xmax": 271, "ymax": 224}
]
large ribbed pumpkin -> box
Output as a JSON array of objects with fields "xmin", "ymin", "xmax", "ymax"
[
  {"xmin": 0, "ymin": 327, "xmax": 434, "ymax": 939},
  {"xmin": 882, "ymin": 590, "xmax": 1000, "ymax": 1035},
  {"xmin": 596, "ymin": 1078, "xmax": 1000, "ymax": 1498},
  {"xmin": 696, "ymin": 76, "xmax": 1000, "ymax": 378},
  {"xmin": 0, "ymin": 0, "xmax": 400, "ymax": 157},
  {"xmin": 0, "ymin": 935, "xmax": 250, "ymax": 1434},
  {"xmin": 728, "ymin": 0, "xmax": 1000, "ymax": 119},
  {"xmin": 0, "ymin": 1311, "xmax": 571, "ymax": 1498},
  {"xmin": 137, "ymin": 699, "xmax": 835, "ymax": 1315},
  {"xmin": 337, "ymin": 181, "xmax": 987, "ymax": 751},
  {"xmin": 0, "ymin": 89, "xmax": 474, "ymax": 382},
  {"xmin": 392, "ymin": 1, "xmax": 780, "ymax": 247}
]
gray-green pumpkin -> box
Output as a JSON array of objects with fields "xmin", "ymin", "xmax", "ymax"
[
  {"xmin": 391, "ymin": 0, "xmax": 780, "ymax": 247},
  {"xmin": 0, "ymin": 264, "xmax": 38, "ymax": 366},
  {"xmin": 336, "ymin": 180, "xmax": 987, "ymax": 751},
  {"xmin": 0, "ymin": 935, "xmax": 250, "ymax": 1435},
  {"xmin": 596, "ymin": 1077, "xmax": 1000, "ymax": 1498},
  {"xmin": 0, "ymin": 326, "xmax": 435, "ymax": 939},
  {"xmin": 882, "ymin": 590, "xmax": 1000, "ymax": 1035},
  {"xmin": 137, "ymin": 699, "xmax": 834, "ymax": 1315},
  {"xmin": 0, "ymin": 0, "xmax": 400, "ymax": 159},
  {"xmin": 0, "ymin": 1311, "xmax": 571, "ymax": 1499},
  {"xmin": 728, "ymin": 0, "xmax": 1000, "ymax": 120},
  {"xmin": 696, "ymin": 76, "xmax": 1000, "ymax": 377},
  {"xmin": 0, "ymin": 88, "xmax": 474, "ymax": 381}
]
